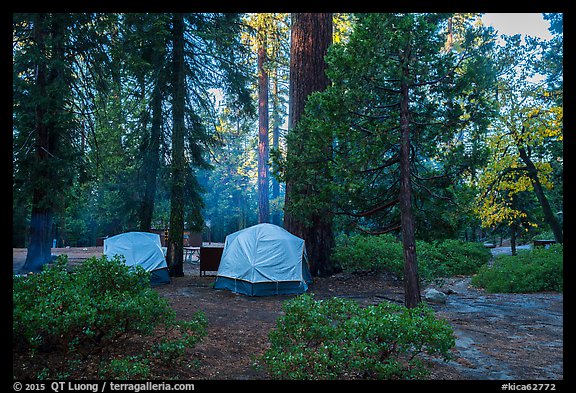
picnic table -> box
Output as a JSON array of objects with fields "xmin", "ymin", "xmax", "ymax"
[{"xmin": 533, "ymin": 239, "xmax": 557, "ymax": 248}]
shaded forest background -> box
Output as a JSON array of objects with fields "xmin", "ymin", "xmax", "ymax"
[{"xmin": 13, "ymin": 13, "xmax": 563, "ymax": 271}]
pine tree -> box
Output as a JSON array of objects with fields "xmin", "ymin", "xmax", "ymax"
[
  {"xmin": 165, "ymin": 13, "xmax": 253, "ymax": 275},
  {"xmin": 166, "ymin": 13, "xmax": 186, "ymax": 276},
  {"xmin": 284, "ymin": 13, "xmax": 336, "ymax": 277},
  {"xmin": 256, "ymin": 14, "xmax": 271, "ymax": 224},
  {"xmin": 284, "ymin": 14, "xmax": 497, "ymax": 306},
  {"xmin": 14, "ymin": 14, "xmax": 79, "ymax": 271}
]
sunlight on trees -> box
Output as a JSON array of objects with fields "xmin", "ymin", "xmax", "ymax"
[
  {"xmin": 474, "ymin": 30, "xmax": 563, "ymax": 244},
  {"xmin": 13, "ymin": 12, "xmax": 562, "ymax": 272}
]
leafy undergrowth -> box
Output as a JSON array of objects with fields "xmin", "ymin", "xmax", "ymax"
[
  {"xmin": 332, "ymin": 234, "xmax": 491, "ymax": 282},
  {"xmin": 471, "ymin": 244, "xmax": 563, "ymax": 293},
  {"xmin": 13, "ymin": 256, "xmax": 207, "ymax": 379},
  {"xmin": 262, "ymin": 293, "xmax": 455, "ymax": 380}
]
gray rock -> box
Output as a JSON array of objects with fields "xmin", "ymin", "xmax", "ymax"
[{"xmin": 424, "ymin": 288, "xmax": 447, "ymax": 304}]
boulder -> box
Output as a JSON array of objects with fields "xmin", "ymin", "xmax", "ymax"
[{"xmin": 424, "ymin": 288, "xmax": 447, "ymax": 304}]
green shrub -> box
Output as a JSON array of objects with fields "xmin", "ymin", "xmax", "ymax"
[
  {"xmin": 332, "ymin": 234, "xmax": 491, "ymax": 281},
  {"xmin": 332, "ymin": 234, "xmax": 404, "ymax": 275},
  {"xmin": 99, "ymin": 356, "xmax": 151, "ymax": 380},
  {"xmin": 419, "ymin": 239, "xmax": 492, "ymax": 278},
  {"xmin": 532, "ymin": 230, "xmax": 555, "ymax": 241},
  {"xmin": 262, "ymin": 294, "xmax": 455, "ymax": 380},
  {"xmin": 471, "ymin": 244, "xmax": 563, "ymax": 293},
  {"xmin": 13, "ymin": 255, "xmax": 207, "ymax": 379}
]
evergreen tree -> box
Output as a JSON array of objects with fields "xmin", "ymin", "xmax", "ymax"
[
  {"xmin": 284, "ymin": 13, "xmax": 335, "ymax": 277},
  {"xmin": 284, "ymin": 13, "xmax": 497, "ymax": 306},
  {"xmin": 121, "ymin": 13, "xmax": 172, "ymax": 232},
  {"xmin": 13, "ymin": 14, "xmax": 86, "ymax": 270},
  {"xmin": 14, "ymin": 13, "xmax": 253, "ymax": 267},
  {"xmin": 166, "ymin": 13, "xmax": 187, "ymax": 276},
  {"xmin": 199, "ymin": 107, "xmax": 259, "ymax": 241},
  {"xmin": 256, "ymin": 14, "xmax": 271, "ymax": 224},
  {"xmin": 165, "ymin": 13, "xmax": 253, "ymax": 275},
  {"xmin": 241, "ymin": 13, "xmax": 290, "ymax": 225}
]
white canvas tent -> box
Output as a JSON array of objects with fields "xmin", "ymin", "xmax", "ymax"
[
  {"xmin": 103, "ymin": 231, "xmax": 170, "ymax": 286},
  {"xmin": 213, "ymin": 223, "xmax": 312, "ymax": 296}
]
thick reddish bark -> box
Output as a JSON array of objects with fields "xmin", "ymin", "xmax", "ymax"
[
  {"xmin": 284, "ymin": 13, "xmax": 335, "ymax": 277},
  {"xmin": 258, "ymin": 41, "xmax": 270, "ymax": 224},
  {"xmin": 271, "ymin": 71, "xmax": 281, "ymax": 226}
]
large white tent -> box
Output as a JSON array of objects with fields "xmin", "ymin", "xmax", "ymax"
[
  {"xmin": 103, "ymin": 231, "xmax": 170, "ymax": 286},
  {"xmin": 213, "ymin": 223, "xmax": 312, "ymax": 296}
]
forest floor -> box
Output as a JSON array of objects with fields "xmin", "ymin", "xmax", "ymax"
[{"xmin": 12, "ymin": 246, "xmax": 563, "ymax": 381}]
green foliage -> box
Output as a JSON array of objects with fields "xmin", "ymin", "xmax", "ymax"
[
  {"xmin": 418, "ymin": 239, "xmax": 492, "ymax": 278},
  {"xmin": 13, "ymin": 255, "xmax": 207, "ymax": 379},
  {"xmin": 532, "ymin": 230, "xmax": 556, "ymax": 241},
  {"xmin": 13, "ymin": 13, "xmax": 255, "ymax": 246},
  {"xmin": 332, "ymin": 234, "xmax": 491, "ymax": 281},
  {"xmin": 471, "ymin": 244, "xmax": 563, "ymax": 293},
  {"xmin": 262, "ymin": 294, "xmax": 455, "ymax": 379},
  {"xmin": 99, "ymin": 356, "xmax": 151, "ymax": 380},
  {"xmin": 474, "ymin": 31, "xmax": 563, "ymax": 239},
  {"xmin": 281, "ymin": 13, "xmax": 498, "ymax": 236},
  {"xmin": 332, "ymin": 234, "xmax": 404, "ymax": 276}
]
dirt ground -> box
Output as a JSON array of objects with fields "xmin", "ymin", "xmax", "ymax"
[{"xmin": 12, "ymin": 247, "xmax": 564, "ymax": 381}]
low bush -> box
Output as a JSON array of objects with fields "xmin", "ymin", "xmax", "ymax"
[
  {"xmin": 332, "ymin": 234, "xmax": 491, "ymax": 281},
  {"xmin": 262, "ymin": 294, "xmax": 455, "ymax": 380},
  {"xmin": 13, "ymin": 255, "xmax": 207, "ymax": 379},
  {"xmin": 419, "ymin": 239, "xmax": 492, "ymax": 278},
  {"xmin": 332, "ymin": 234, "xmax": 403, "ymax": 275},
  {"xmin": 471, "ymin": 244, "xmax": 563, "ymax": 293},
  {"xmin": 98, "ymin": 356, "xmax": 151, "ymax": 380}
]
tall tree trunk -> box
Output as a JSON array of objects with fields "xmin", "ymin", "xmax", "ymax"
[
  {"xmin": 139, "ymin": 56, "xmax": 164, "ymax": 231},
  {"xmin": 284, "ymin": 13, "xmax": 335, "ymax": 277},
  {"xmin": 399, "ymin": 46, "xmax": 421, "ymax": 309},
  {"xmin": 271, "ymin": 69, "xmax": 281, "ymax": 226},
  {"xmin": 167, "ymin": 13, "xmax": 185, "ymax": 277},
  {"xmin": 518, "ymin": 144, "xmax": 563, "ymax": 243},
  {"xmin": 23, "ymin": 13, "xmax": 64, "ymax": 273},
  {"xmin": 257, "ymin": 39, "xmax": 270, "ymax": 223}
]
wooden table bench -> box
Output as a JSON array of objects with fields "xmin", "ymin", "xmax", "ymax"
[{"xmin": 533, "ymin": 239, "xmax": 557, "ymax": 248}]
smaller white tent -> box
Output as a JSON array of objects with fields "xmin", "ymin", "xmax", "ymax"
[
  {"xmin": 103, "ymin": 232, "xmax": 170, "ymax": 286},
  {"xmin": 214, "ymin": 223, "xmax": 312, "ymax": 296}
]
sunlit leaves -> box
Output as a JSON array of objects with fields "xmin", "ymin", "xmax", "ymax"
[{"xmin": 474, "ymin": 27, "xmax": 562, "ymax": 232}]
